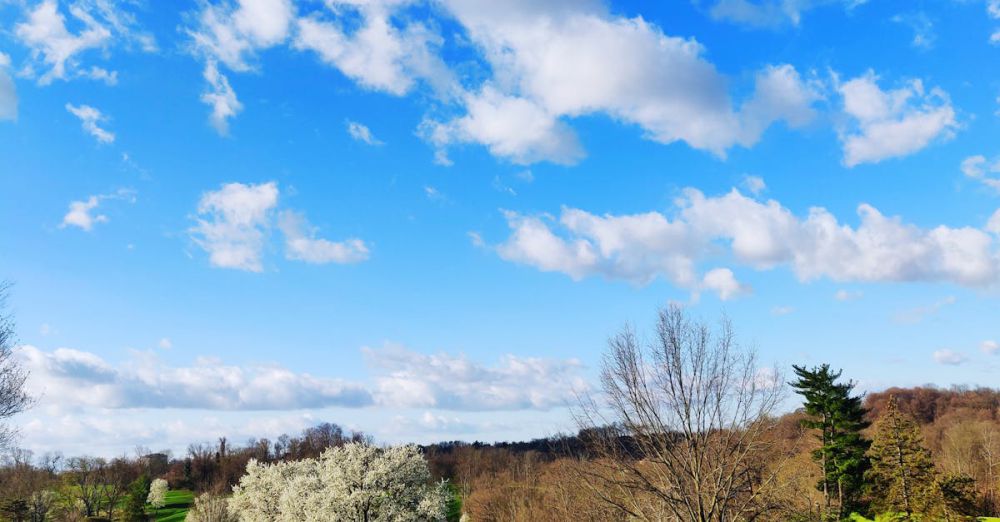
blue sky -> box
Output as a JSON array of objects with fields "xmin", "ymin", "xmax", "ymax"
[{"xmin": 2, "ymin": 0, "xmax": 1000, "ymax": 457}]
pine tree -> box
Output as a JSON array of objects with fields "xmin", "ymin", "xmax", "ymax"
[
  {"xmin": 791, "ymin": 364, "xmax": 871, "ymax": 520},
  {"xmin": 866, "ymin": 396, "xmax": 939, "ymax": 517}
]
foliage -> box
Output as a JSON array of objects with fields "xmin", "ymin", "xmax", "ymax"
[
  {"xmin": 792, "ymin": 363, "xmax": 871, "ymax": 519},
  {"xmin": 148, "ymin": 478, "xmax": 169, "ymax": 509},
  {"xmin": 229, "ymin": 442, "xmax": 448, "ymax": 521},
  {"xmin": 866, "ymin": 396, "xmax": 940, "ymax": 516},
  {"xmin": 122, "ymin": 474, "xmax": 152, "ymax": 522}
]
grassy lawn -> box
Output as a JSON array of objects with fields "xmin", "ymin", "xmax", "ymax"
[{"xmin": 150, "ymin": 490, "xmax": 194, "ymax": 522}]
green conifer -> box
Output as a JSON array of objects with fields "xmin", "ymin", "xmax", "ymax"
[{"xmin": 792, "ymin": 364, "xmax": 871, "ymax": 520}]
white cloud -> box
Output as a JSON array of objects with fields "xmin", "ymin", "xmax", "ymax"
[
  {"xmin": 187, "ymin": 0, "xmax": 295, "ymax": 72},
  {"xmin": 191, "ymin": 182, "xmax": 371, "ymax": 270},
  {"xmin": 15, "ymin": 0, "xmax": 112, "ymax": 84},
  {"xmin": 834, "ymin": 289, "xmax": 863, "ymax": 301},
  {"xmin": 13, "ymin": 0, "xmax": 153, "ymax": 85},
  {"xmin": 363, "ymin": 343, "xmax": 587, "ymax": 411},
  {"xmin": 190, "ymin": 181, "xmax": 279, "ymax": 272},
  {"xmin": 293, "ymin": 4, "xmax": 452, "ymax": 96},
  {"xmin": 702, "ymin": 267, "xmax": 751, "ymax": 300},
  {"xmin": 989, "ymin": 210, "xmax": 1000, "ymax": 235},
  {"xmin": 19, "ymin": 345, "xmax": 373, "ymax": 410},
  {"xmin": 346, "ymin": 120, "xmax": 382, "ymax": 145},
  {"xmin": 494, "ymin": 186, "xmax": 1000, "ymax": 290},
  {"xmin": 420, "ymin": 87, "xmax": 585, "ymax": 165},
  {"xmin": 61, "ymin": 196, "xmax": 107, "ymax": 231},
  {"xmin": 837, "ymin": 71, "xmax": 958, "ymax": 167},
  {"xmin": 158, "ymin": 338, "xmax": 172, "ymax": 350},
  {"xmin": 19, "ymin": 343, "xmax": 586, "ymax": 413},
  {"xmin": 707, "ymin": 0, "xmax": 866, "ymax": 29},
  {"xmin": 278, "ymin": 211, "xmax": 370, "ymax": 264},
  {"xmin": 982, "ymin": 340, "xmax": 999, "ymax": 355},
  {"xmin": 60, "ymin": 189, "xmax": 135, "ymax": 231},
  {"xmin": 65, "ymin": 103, "xmax": 115, "ymax": 144},
  {"xmin": 187, "ymin": 0, "xmax": 451, "ymax": 130},
  {"xmin": 424, "ymin": 0, "xmax": 823, "ymax": 163},
  {"xmin": 200, "ymin": 61, "xmax": 243, "ymax": 135},
  {"xmin": 0, "ymin": 54, "xmax": 16, "ymax": 122},
  {"xmin": 960, "ymin": 155, "xmax": 1000, "ymax": 193},
  {"xmin": 932, "ymin": 348, "xmax": 967, "ymax": 366}
]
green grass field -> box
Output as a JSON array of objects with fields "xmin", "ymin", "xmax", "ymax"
[{"xmin": 150, "ymin": 490, "xmax": 194, "ymax": 522}]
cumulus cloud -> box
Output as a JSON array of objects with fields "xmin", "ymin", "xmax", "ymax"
[
  {"xmin": 14, "ymin": 0, "xmax": 153, "ymax": 85},
  {"xmin": 65, "ymin": 103, "xmax": 115, "ymax": 143},
  {"xmin": 702, "ymin": 268, "xmax": 751, "ymax": 300},
  {"xmin": 707, "ymin": 0, "xmax": 867, "ymax": 29},
  {"xmin": 190, "ymin": 181, "xmax": 372, "ymax": 271},
  {"xmin": 837, "ymin": 71, "xmax": 958, "ymax": 167},
  {"xmin": 420, "ymin": 87, "xmax": 585, "ymax": 166},
  {"xmin": 961, "ymin": 155, "xmax": 1000, "ymax": 194},
  {"xmin": 424, "ymin": 1, "xmax": 822, "ymax": 163},
  {"xmin": 983, "ymin": 340, "xmax": 999, "ymax": 355},
  {"xmin": 292, "ymin": 4, "xmax": 452, "ymax": 96},
  {"xmin": 186, "ymin": 0, "xmax": 451, "ymax": 131},
  {"xmin": 492, "ymin": 186, "xmax": 1000, "ymax": 291},
  {"xmin": 278, "ymin": 211, "xmax": 370, "ymax": 264},
  {"xmin": 190, "ymin": 181, "xmax": 279, "ymax": 272},
  {"xmin": 19, "ymin": 345, "xmax": 373, "ymax": 410},
  {"xmin": 346, "ymin": 120, "xmax": 383, "ymax": 145},
  {"xmin": 363, "ymin": 343, "xmax": 587, "ymax": 411},
  {"xmin": 60, "ymin": 188, "xmax": 135, "ymax": 231},
  {"xmin": 932, "ymin": 348, "xmax": 967, "ymax": 366}
]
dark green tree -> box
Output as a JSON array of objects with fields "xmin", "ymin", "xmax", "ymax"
[
  {"xmin": 791, "ymin": 364, "xmax": 870, "ymax": 520},
  {"xmin": 866, "ymin": 396, "xmax": 939, "ymax": 517},
  {"xmin": 121, "ymin": 474, "xmax": 151, "ymax": 522}
]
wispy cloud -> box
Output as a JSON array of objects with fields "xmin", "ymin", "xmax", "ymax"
[
  {"xmin": 66, "ymin": 103, "xmax": 115, "ymax": 144},
  {"xmin": 346, "ymin": 120, "xmax": 383, "ymax": 145}
]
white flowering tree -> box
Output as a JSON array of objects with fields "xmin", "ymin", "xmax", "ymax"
[
  {"xmin": 230, "ymin": 442, "xmax": 448, "ymax": 522},
  {"xmin": 185, "ymin": 492, "xmax": 238, "ymax": 522},
  {"xmin": 147, "ymin": 478, "xmax": 168, "ymax": 511}
]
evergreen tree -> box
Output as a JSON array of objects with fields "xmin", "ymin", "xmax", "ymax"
[
  {"xmin": 122, "ymin": 474, "xmax": 151, "ymax": 522},
  {"xmin": 791, "ymin": 364, "xmax": 871, "ymax": 520},
  {"xmin": 867, "ymin": 397, "xmax": 938, "ymax": 516},
  {"xmin": 866, "ymin": 396, "xmax": 939, "ymax": 517}
]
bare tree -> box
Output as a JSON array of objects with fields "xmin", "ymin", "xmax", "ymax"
[
  {"xmin": 576, "ymin": 305, "xmax": 786, "ymax": 522},
  {"xmin": 65, "ymin": 456, "xmax": 110, "ymax": 517},
  {"xmin": 0, "ymin": 282, "xmax": 31, "ymax": 449}
]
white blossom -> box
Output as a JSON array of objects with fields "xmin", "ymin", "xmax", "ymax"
[
  {"xmin": 229, "ymin": 442, "xmax": 448, "ymax": 521},
  {"xmin": 147, "ymin": 478, "xmax": 169, "ymax": 509}
]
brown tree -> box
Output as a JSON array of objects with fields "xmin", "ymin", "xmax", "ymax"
[
  {"xmin": 0, "ymin": 282, "xmax": 31, "ymax": 450},
  {"xmin": 576, "ymin": 305, "xmax": 786, "ymax": 521}
]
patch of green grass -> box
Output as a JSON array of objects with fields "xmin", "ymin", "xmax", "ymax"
[{"xmin": 150, "ymin": 490, "xmax": 194, "ymax": 522}]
